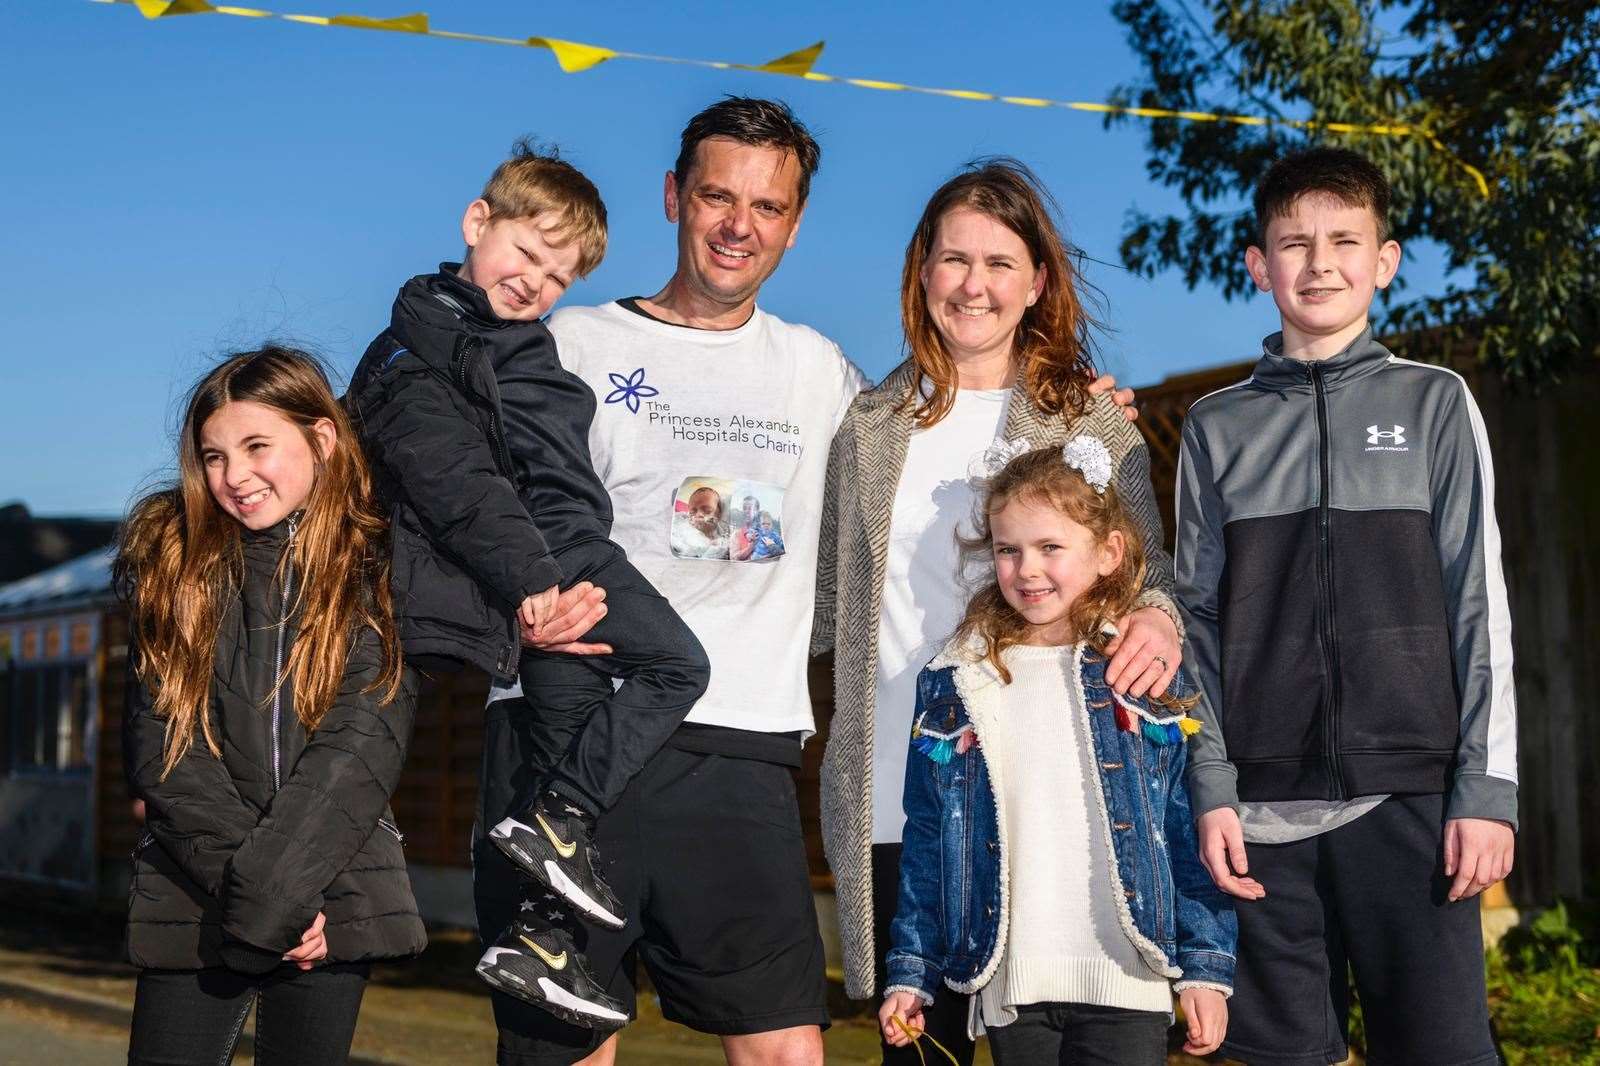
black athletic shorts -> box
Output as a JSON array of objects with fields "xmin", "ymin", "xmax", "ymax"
[
  {"xmin": 1221, "ymin": 793, "xmax": 1499, "ymax": 1066},
  {"xmin": 477, "ymin": 743, "xmax": 830, "ymax": 1066}
]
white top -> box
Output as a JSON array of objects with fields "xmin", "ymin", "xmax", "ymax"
[
  {"xmin": 871, "ymin": 387, "xmax": 1011, "ymax": 843},
  {"xmin": 545, "ymin": 301, "xmax": 866, "ymax": 736},
  {"xmin": 974, "ymin": 644, "xmax": 1173, "ymax": 1035}
]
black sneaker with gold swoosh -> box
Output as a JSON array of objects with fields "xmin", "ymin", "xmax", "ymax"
[
  {"xmin": 490, "ymin": 791, "xmax": 626, "ymax": 930},
  {"xmin": 476, "ymin": 915, "xmax": 629, "ymax": 1029}
]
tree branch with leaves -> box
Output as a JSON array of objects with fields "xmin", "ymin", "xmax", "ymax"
[{"xmin": 1110, "ymin": 0, "xmax": 1599, "ymax": 382}]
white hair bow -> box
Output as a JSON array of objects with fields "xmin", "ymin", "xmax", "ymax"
[
  {"xmin": 1062, "ymin": 434, "xmax": 1113, "ymax": 493},
  {"xmin": 970, "ymin": 436, "xmax": 1033, "ymax": 482}
]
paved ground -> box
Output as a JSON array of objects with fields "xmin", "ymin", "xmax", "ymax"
[
  {"xmin": 0, "ymin": 901, "xmax": 946, "ymax": 1065},
  {"xmin": 0, "ymin": 993, "xmax": 131, "ymax": 1066},
  {"xmin": 0, "ymin": 895, "xmax": 1225, "ymax": 1064}
]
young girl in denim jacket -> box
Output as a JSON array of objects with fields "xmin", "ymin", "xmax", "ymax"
[{"xmin": 879, "ymin": 439, "xmax": 1235, "ymax": 1065}]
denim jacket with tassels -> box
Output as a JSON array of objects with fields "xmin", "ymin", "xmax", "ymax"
[{"xmin": 883, "ymin": 637, "xmax": 1237, "ymax": 1004}]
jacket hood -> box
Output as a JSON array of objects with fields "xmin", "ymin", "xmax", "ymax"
[
  {"xmin": 1249, "ymin": 325, "xmax": 1393, "ymax": 393},
  {"xmin": 388, "ymin": 265, "xmax": 530, "ymax": 374}
]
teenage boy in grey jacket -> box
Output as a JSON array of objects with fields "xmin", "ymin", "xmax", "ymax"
[{"xmin": 1174, "ymin": 147, "xmax": 1516, "ymax": 1066}]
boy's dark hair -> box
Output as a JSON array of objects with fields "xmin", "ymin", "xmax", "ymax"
[
  {"xmin": 1254, "ymin": 146, "xmax": 1392, "ymax": 246},
  {"xmin": 674, "ymin": 96, "xmax": 821, "ymax": 205}
]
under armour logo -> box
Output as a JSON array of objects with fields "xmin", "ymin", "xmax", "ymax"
[{"xmin": 1367, "ymin": 424, "xmax": 1406, "ymax": 445}]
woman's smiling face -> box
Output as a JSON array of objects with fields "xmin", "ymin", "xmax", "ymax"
[{"xmin": 920, "ymin": 206, "xmax": 1046, "ymax": 369}]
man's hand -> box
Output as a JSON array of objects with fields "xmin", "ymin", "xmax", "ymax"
[
  {"xmin": 1179, "ymin": 987, "xmax": 1228, "ymax": 1056},
  {"xmin": 518, "ymin": 585, "xmax": 560, "ymax": 641},
  {"xmin": 879, "ymin": 991, "xmax": 926, "ymax": 1048},
  {"xmin": 282, "ymin": 911, "xmax": 327, "ymax": 971},
  {"xmin": 1444, "ymin": 817, "xmax": 1515, "ymax": 902},
  {"xmin": 521, "ymin": 581, "xmax": 612, "ymax": 656},
  {"xmin": 1088, "ymin": 372, "xmax": 1138, "ymax": 422},
  {"xmin": 1197, "ymin": 807, "xmax": 1266, "ymax": 900},
  {"xmin": 1105, "ymin": 606, "xmax": 1181, "ymax": 698}
]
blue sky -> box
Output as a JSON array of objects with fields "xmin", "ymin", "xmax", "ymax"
[{"xmin": 2, "ymin": 1, "xmax": 1455, "ymax": 515}]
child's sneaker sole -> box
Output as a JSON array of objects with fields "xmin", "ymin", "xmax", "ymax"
[
  {"xmin": 476, "ymin": 946, "xmax": 629, "ymax": 1030},
  {"xmin": 490, "ymin": 814, "xmax": 627, "ymax": 930}
]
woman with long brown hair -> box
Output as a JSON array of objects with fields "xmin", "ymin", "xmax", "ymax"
[
  {"xmin": 813, "ymin": 159, "xmax": 1186, "ymax": 1064},
  {"xmin": 117, "ymin": 346, "xmax": 424, "ymax": 1065}
]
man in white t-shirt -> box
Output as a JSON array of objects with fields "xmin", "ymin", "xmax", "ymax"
[{"xmin": 477, "ymin": 97, "xmax": 864, "ymax": 1066}]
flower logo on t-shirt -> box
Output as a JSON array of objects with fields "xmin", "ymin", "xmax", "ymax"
[{"xmin": 603, "ymin": 367, "xmax": 659, "ymax": 414}]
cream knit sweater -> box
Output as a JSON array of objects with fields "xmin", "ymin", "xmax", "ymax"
[{"xmin": 971, "ymin": 644, "xmax": 1172, "ymax": 1035}]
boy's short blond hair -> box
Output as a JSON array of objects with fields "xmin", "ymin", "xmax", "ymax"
[{"xmin": 481, "ymin": 138, "xmax": 608, "ymax": 276}]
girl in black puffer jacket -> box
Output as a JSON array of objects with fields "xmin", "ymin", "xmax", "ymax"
[{"xmin": 117, "ymin": 347, "xmax": 425, "ymax": 1066}]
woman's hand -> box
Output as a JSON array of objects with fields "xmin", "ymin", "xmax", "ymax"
[
  {"xmin": 879, "ymin": 990, "xmax": 927, "ymax": 1047},
  {"xmin": 1105, "ymin": 605, "xmax": 1181, "ymax": 698},
  {"xmin": 282, "ymin": 911, "xmax": 328, "ymax": 971},
  {"xmin": 1088, "ymin": 373, "xmax": 1139, "ymax": 422},
  {"xmin": 1179, "ymin": 987, "xmax": 1228, "ymax": 1056},
  {"xmin": 520, "ymin": 581, "xmax": 613, "ymax": 655}
]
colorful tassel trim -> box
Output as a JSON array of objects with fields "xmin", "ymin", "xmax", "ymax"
[
  {"xmin": 911, "ymin": 732, "xmax": 958, "ymax": 765},
  {"xmin": 1112, "ymin": 693, "xmax": 1202, "ymax": 745},
  {"xmin": 910, "ymin": 715, "xmax": 973, "ymax": 766},
  {"xmin": 1141, "ymin": 721, "xmax": 1185, "ymax": 745}
]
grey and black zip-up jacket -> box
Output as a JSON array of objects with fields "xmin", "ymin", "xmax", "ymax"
[
  {"xmin": 123, "ymin": 513, "xmax": 426, "ymax": 972},
  {"xmin": 1175, "ymin": 328, "xmax": 1518, "ymax": 829}
]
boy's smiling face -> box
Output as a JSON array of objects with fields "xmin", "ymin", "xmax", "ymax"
[
  {"xmin": 1246, "ymin": 192, "xmax": 1401, "ymax": 359},
  {"xmin": 459, "ymin": 201, "xmax": 583, "ymax": 321}
]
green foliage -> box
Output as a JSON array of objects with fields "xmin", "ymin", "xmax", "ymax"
[
  {"xmin": 1338, "ymin": 902, "xmax": 1600, "ymax": 1062},
  {"xmin": 1488, "ymin": 901, "xmax": 1600, "ymax": 1064},
  {"xmin": 1109, "ymin": 1, "xmax": 1600, "ymax": 383}
]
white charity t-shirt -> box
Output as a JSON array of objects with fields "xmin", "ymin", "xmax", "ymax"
[
  {"xmin": 871, "ymin": 387, "xmax": 1010, "ymax": 843},
  {"xmin": 547, "ymin": 301, "xmax": 866, "ymax": 736}
]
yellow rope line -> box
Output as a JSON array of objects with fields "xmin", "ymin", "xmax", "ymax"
[
  {"xmin": 889, "ymin": 1014, "xmax": 962, "ymax": 1066},
  {"xmin": 91, "ymin": 0, "xmax": 1492, "ymax": 197}
]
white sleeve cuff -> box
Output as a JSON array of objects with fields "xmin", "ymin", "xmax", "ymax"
[{"xmin": 1173, "ymin": 979, "xmax": 1233, "ymax": 999}]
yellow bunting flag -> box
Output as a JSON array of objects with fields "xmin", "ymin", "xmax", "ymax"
[
  {"xmin": 751, "ymin": 40, "xmax": 824, "ymax": 77},
  {"xmin": 131, "ymin": 0, "xmax": 216, "ymax": 16},
  {"xmin": 91, "ymin": 0, "xmax": 1490, "ymax": 197},
  {"xmin": 527, "ymin": 37, "xmax": 616, "ymax": 74}
]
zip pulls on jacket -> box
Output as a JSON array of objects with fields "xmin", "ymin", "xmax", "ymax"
[
  {"xmin": 1309, "ymin": 364, "xmax": 1346, "ymax": 800},
  {"xmin": 450, "ymin": 333, "xmax": 524, "ymax": 673},
  {"xmin": 454, "ymin": 335, "xmax": 519, "ymax": 484},
  {"xmin": 271, "ymin": 513, "xmax": 299, "ymax": 792}
]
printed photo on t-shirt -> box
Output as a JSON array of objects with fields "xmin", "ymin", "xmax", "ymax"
[{"xmin": 670, "ymin": 477, "xmax": 787, "ymax": 562}]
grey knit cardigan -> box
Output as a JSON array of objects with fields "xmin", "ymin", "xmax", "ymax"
[{"xmin": 810, "ymin": 359, "xmax": 1184, "ymax": 999}]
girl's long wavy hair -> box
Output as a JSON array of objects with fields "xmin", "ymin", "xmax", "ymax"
[
  {"xmin": 956, "ymin": 446, "xmax": 1146, "ymax": 685},
  {"xmin": 901, "ymin": 157, "xmax": 1103, "ymax": 428},
  {"xmin": 114, "ymin": 346, "xmax": 404, "ymax": 778}
]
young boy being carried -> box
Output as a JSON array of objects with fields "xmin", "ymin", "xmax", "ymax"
[
  {"xmin": 348, "ymin": 142, "xmax": 710, "ymax": 1030},
  {"xmin": 1174, "ymin": 147, "xmax": 1516, "ymax": 1066}
]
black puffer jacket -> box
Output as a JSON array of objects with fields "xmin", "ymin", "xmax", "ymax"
[
  {"xmin": 347, "ymin": 267, "xmax": 612, "ymax": 680},
  {"xmin": 123, "ymin": 514, "xmax": 426, "ymax": 972}
]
